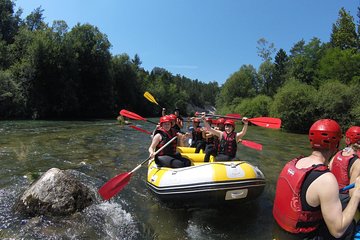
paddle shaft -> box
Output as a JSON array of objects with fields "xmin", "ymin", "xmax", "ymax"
[
  {"xmin": 129, "ymin": 125, "xmax": 152, "ymax": 135},
  {"xmin": 120, "ymin": 109, "xmax": 158, "ymax": 124},
  {"xmin": 130, "ymin": 136, "xmax": 177, "ymax": 173},
  {"xmin": 197, "ymin": 112, "xmax": 241, "ymax": 120},
  {"xmin": 340, "ymin": 183, "xmax": 355, "ymax": 192},
  {"xmin": 195, "ymin": 112, "xmax": 281, "ymax": 129}
]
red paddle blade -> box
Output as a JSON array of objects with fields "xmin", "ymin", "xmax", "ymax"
[
  {"xmin": 241, "ymin": 140, "xmax": 263, "ymax": 151},
  {"xmin": 120, "ymin": 109, "xmax": 147, "ymax": 121},
  {"xmin": 248, "ymin": 117, "xmax": 281, "ymax": 129},
  {"xmin": 225, "ymin": 113, "xmax": 242, "ymax": 119},
  {"xmin": 129, "ymin": 125, "xmax": 151, "ymax": 135},
  {"xmin": 98, "ymin": 172, "xmax": 132, "ymax": 200}
]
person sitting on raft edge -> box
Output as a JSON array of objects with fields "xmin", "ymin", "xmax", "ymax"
[
  {"xmin": 148, "ymin": 115, "xmax": 191, "ymax": 168},
  {"xmin": 201, "ymin": 113, "xmax": 248, "ymax": 161}
]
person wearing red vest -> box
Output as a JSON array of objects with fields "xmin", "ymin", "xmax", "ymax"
[
  {"xmin": 148, "ymin": 116, "xmax": 190, "ymax": 168},
  {"xmin": 329, "ymin": 126, "xmax": 360, "ymax": 196},
  {"xmin": 273, "ymin": 119, "xmax": 360, "ymax": 240},
  {"xmin": 203, "ymin": 117, "xmax": 218, "ymax": 162},
  {"xmin": 190, "ymin": 118, "xmax": 206, "ymax": 153},
  {"xmin": 201, "ymin": 114, "xmax": 248, "ymax": 161}
]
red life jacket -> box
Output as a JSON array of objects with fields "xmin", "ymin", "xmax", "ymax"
[
  {"xmin": 273, "ymin": 157, "xmax": 328, "ymax": 234},
  {"xmin": 155, "ymin": 128, "xmax": 177, "ymax": 156},
  {"xmin": 218, "ymin": 131, "xmax": 237, "ymax": 157},
  {"xmin": 331, "ymin": 150, "xmax": 358, "ymax": 190},
  {"xmin": 191, "ymin": 126, "xmax": 203, "ymax": 142}
]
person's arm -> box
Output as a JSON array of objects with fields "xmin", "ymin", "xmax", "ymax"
[
  {"xmin": 349, "ymin": 158, "xmax": 360, "ymax": 197},
  {"xmin": 202, "ymin": 127, "xmax": 208, "ymax": 139},
  {"xmin": 235, "ymin": 117, "xmax": 249, "ymax": 141},
  {"xmin": 313, "ymin": 173, "xmax": 360, "ymax": 238},
  {"xmin": 162, "ymin": 108, "xmax": 166, "ymax": 116},
  {"xmin": 201, "ymin": 115, "xmax": 222, "ymax": 139},
  {"xmin": 149, "ymin": 133, "xmax": 161, "ymax": 158},
  {"xmin": 177, "ymin": 118, "xmax": 183, "ymax": 129},
  {"xmin": 176, "ymin": 132, "xmax": 187, "ymax": 147}
]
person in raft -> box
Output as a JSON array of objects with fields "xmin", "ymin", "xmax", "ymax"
[
  {"xmin": 329, "ymin": 126, "xmax": 360, "ymax": 205},
  {"xmin": 201, "ymin": 114, "xmax": 248, "ymax": 161},
  {"xmin": 148, "ymin": 115, "xmax": 191, "ymax": 168},
  {"xmin": 202, "ymin": 117, "xmax": 217, "ymax": 162},
  {"xmin": 162, "ymin": 108, "xmax": 184, "ymax": 132},
  {"xmin": 190, "ymin": 118, "xmax": 206, "ymax": 153},
  {"xmin": 272, "ymin": 119, "xmax": 360, "ymax": 240}
]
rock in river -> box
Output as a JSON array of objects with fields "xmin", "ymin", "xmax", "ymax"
[{"xmin": 13, "ymin": 168, "xmax": 94, "ymax": 216}]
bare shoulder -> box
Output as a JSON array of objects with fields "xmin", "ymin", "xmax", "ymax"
[
  {"xmin": 153, "ymin": 133, "xmax": 162, "ymax": 142},
  {"xmin": 350, "ymin": 157, "xmax": 360, "ymax": 173},
  {"xmin": 314, "ymin": 172, "xmax": 339, "ymax": 197}
]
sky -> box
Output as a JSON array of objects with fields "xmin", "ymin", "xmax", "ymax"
[{"xmin": 14, "ymin": 0, "xmax": 359, "ymax": 85}]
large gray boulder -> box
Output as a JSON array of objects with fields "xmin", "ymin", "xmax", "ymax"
[{"xmin": 13, "ymin": 168, "xmax": 94, "ymax": 216}]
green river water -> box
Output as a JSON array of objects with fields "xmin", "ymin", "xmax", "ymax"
[{"xmin": 0, "ymin": 119, "xmax": 314, "ymax": 240}]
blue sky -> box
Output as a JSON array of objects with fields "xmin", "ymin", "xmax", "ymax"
[{"xmin": 15, "ymin": 0, "xmax": 359, "ymax": 85}]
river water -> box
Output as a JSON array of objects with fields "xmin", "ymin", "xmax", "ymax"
[{"xmin": 0, "ymin": 119, "xmax": 313, "ymax": 240}]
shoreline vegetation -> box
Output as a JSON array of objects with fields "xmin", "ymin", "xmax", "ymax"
[{"xmin": 0, "ymin": 1, "xmax": 359, "ymax": 133}]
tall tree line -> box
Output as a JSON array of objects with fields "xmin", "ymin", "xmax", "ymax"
[{"xmin": 0, "ymin": 0, "xmax": 219, "ymax": 120}]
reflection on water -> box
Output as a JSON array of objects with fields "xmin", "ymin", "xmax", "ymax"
[{"xmin": 0, "ymin": 120, "xmax": 314, "ymax": 239}]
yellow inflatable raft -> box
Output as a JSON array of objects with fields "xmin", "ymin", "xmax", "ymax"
[{"xmin": 146, "ymin": 150, "xmax": 266, "ymax": 208}]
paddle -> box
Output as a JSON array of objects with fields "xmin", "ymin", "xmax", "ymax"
[
  {"xmin": 340, "ymin": 183, "xmax": 354, "ymax": 193},
  {"xmin": 98, "ymin": 136, "xmax": 177, "ymax": 200},
  {"xmin": 129, "ymin": 125, "xmax": 152, "ymax": 135},
  {"xmin": 120, "ymin": 109, "xmax": 158, "ymax": 125},
  {"xmin": 195, "ymin": 112, "xmax": 281, "ymax": 129},
  {"xmin": 239, "ymin": 139, "xmax": 263, "ymax": 151},
  {"xmin": 144, "ymin": 91, "xmax": 163, "ymax": 108}
]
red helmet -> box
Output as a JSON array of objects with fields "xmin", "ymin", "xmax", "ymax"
[
  {"xmin": 159, "ymin": 115, "xmax": 171, "ymax": 124},
  {"xmin": 308, "ymin": 119, "xmax": 342, "ymax": 151},
  {"xmin": 217, "ymin": 118, "xmax": 225, "ymax": 125},
  {"xmin": 168, "ymin": 114, "xmax": 177, "ymax": 121},
  {"xmin": 224, "ymin": 119, "xmax": 235, "ymax": 128},
  {"xmin": 345, "ymin": 126, "xmax": 360, "ymax": 145}
]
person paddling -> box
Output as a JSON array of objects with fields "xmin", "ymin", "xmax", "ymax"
[
  {"xmin": 273, "ymin": 119, "xmax": 360, "ymax": 240},
  {"xmin": 329, "ymin": 126, "xmax": 360, "ymax": 199},
  {"xmin": 148, "ymin": 116, "xmax": 190, "ymax": 168},
  {"xmin": 201, "ymin": 114, "xmax": 248, "ymax": 161}
]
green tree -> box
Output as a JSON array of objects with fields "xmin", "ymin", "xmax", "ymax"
[
  {"xmin": 270, "ymin": 79, "xmax": 317, "ymax": 133},
  {"xmin": 316, "ymin": 47, "xmax": 360, "ymax": 85},
  {"xmin": 256, "ymin": 38, "xmax": 276, "ymax": 62},
  {"xmin": 0, "ymin": 0, "xmax": 21, "ymax": 44},
  {"xmin": 257, "ymin": 60, "xmax": 275, "ymax": 96},
  {"xmin": 111, "ymin": 53, "xmax": 144, "ymax": 114},
  {"xmin": 287, "ymin": 38, "xmax": 325, "ymax": 85},
  {"xmin": 314, "ymin": 80, "xmax": 356, "ymax": 127},
  {"xmin": 25, "ymin": 7, "xmax": 46, "ymax": 31},
  {"xmin": 0, "ymin": 70, "xmax": 25, "ymax": 118},
  {"xmin": 272, "ymin": 48, "xmax": 289, "ymax": 93},
  {"xmin": 216, "ymin": 65, "xmax": 257, "ymax": 108},
  {"xmin": 66, "ymin": 23, "xmax": 113, "ymax": 118},
  {"xmin": 330, "ymin": 7, "xmax": 358, "ymax": 50},
  {"xmin": 234, "ymin": 95, "xmax": 272, "ymax": 117}
]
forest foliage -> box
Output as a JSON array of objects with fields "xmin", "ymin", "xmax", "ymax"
[{"xmin": 0, "ymin": 0, "xmax": 359, "ymax": 133}]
